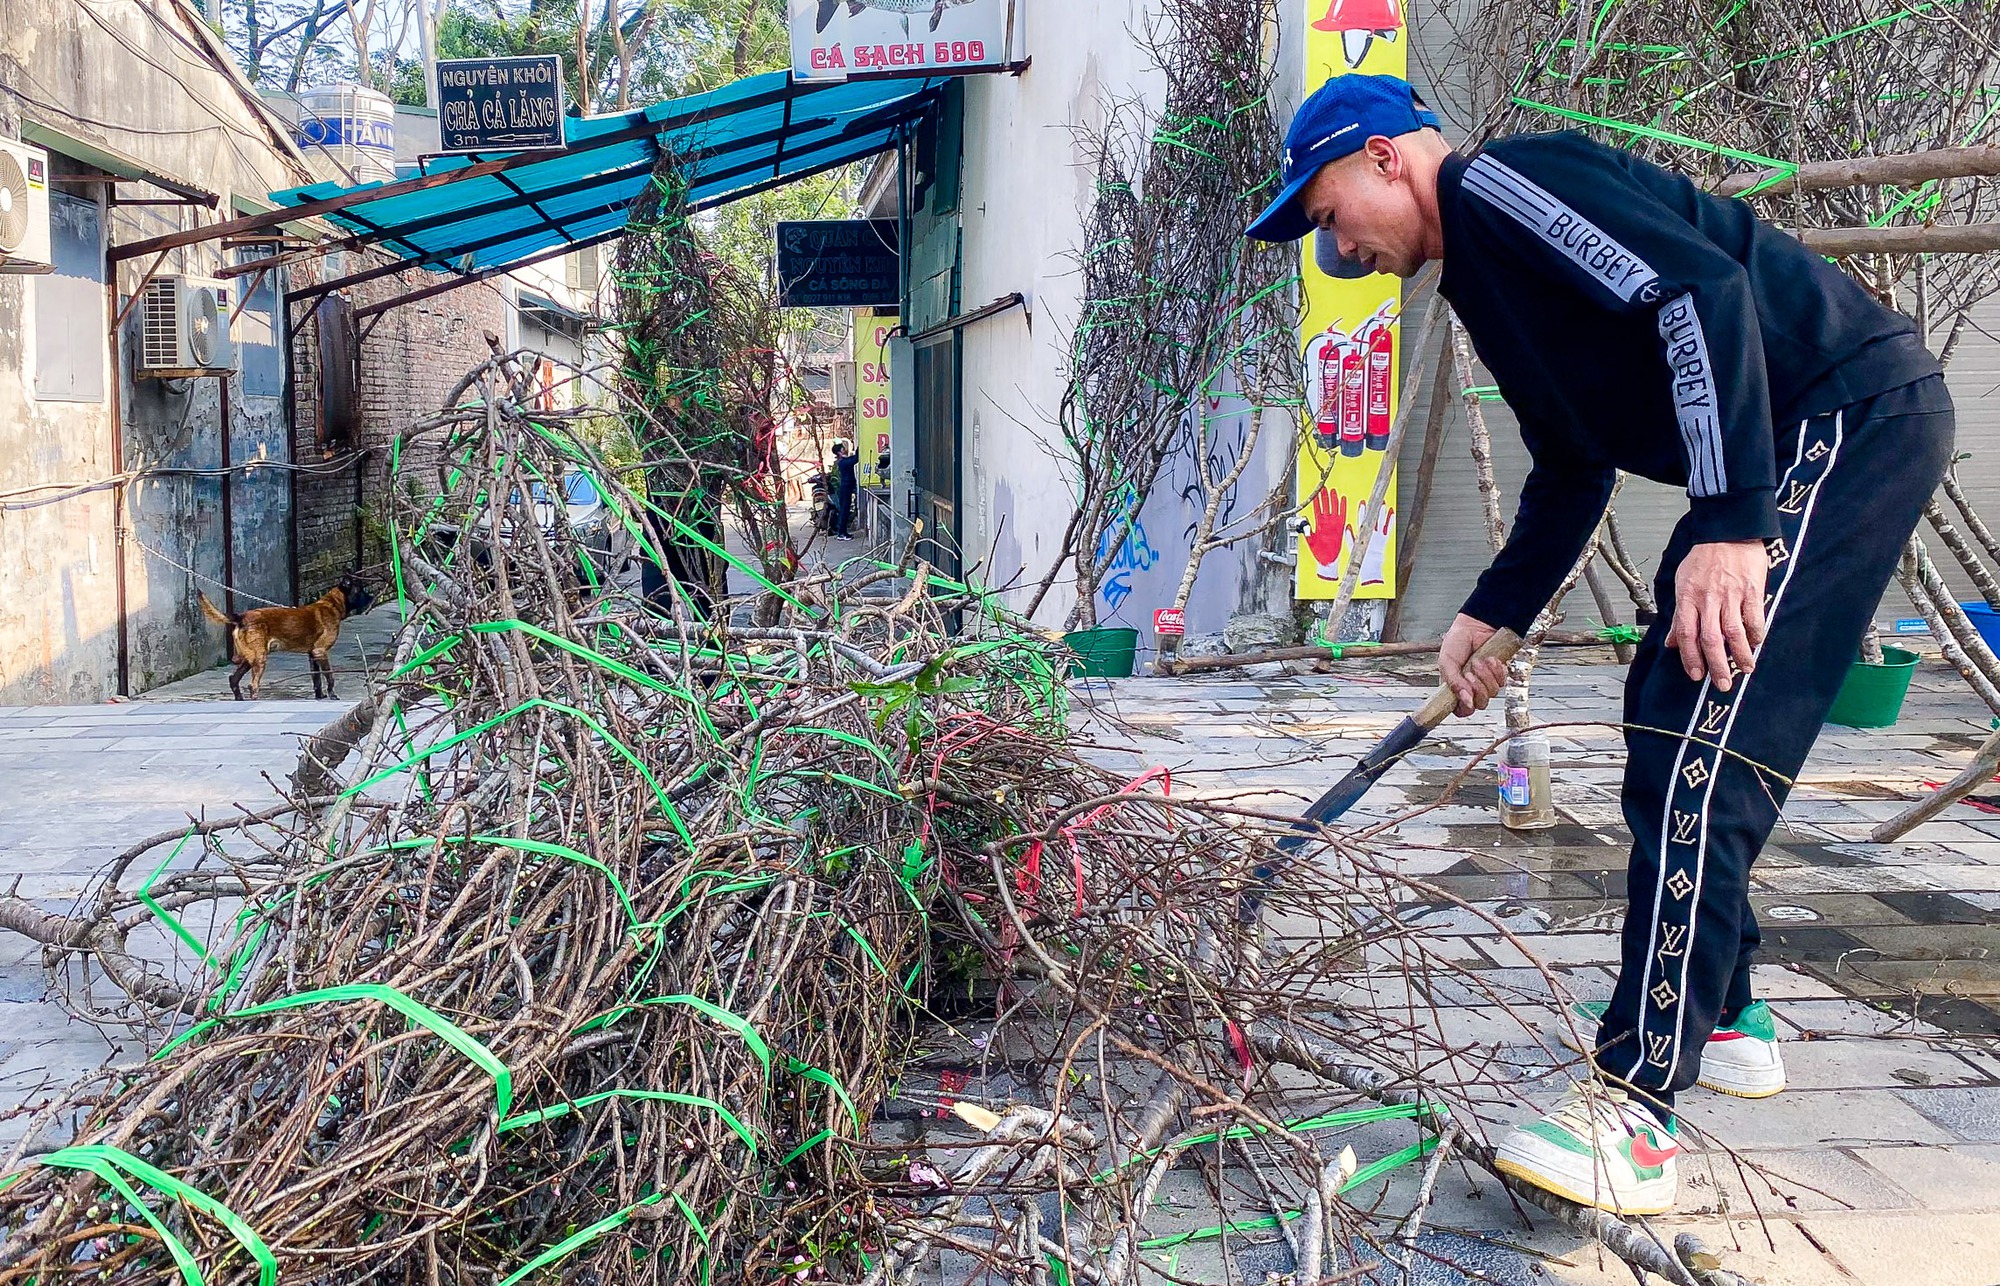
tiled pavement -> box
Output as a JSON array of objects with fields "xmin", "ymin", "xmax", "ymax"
[
  {"xmin": 1064, "ymin": 649, "xmax": 2000, "ymax": 1284},
  {"xmin": 0, "ymin": 697, "xmax": 344, "ymax": 1148},
  {"xmin": 1, "ymin": 641, "xmax": 1997, "ymax": 1281}
]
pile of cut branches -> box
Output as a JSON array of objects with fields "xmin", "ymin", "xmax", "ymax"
[{"xmin": 0, "ymin": 354, "xmax": 1747, "ymax": 1286}]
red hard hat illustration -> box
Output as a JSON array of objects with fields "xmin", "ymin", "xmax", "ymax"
[{"xmin": 1313, "ymin": 0, "xmax": 1403, "ymax": 32}]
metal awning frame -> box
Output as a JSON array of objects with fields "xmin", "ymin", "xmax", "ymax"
[
  {"xmin": 314, "ymin": 104, "xmax": 931, "ymax": 294},
  {"xmin": 317, "ymin": 128, "xmax": 929, "ymax": 322},
  {"xmin": 252, "ymin": 75, "xmax": 940, "ymax": 320}
]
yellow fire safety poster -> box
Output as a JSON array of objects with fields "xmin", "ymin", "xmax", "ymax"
[{"xmin": 1294, "ymin": 0, "xmax": 1406, "ymax": 601}]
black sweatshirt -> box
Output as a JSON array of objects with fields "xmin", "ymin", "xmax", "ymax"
[{"xmin": 1439, "ymin": 131, "xmax": 1939, "ymax": 636}]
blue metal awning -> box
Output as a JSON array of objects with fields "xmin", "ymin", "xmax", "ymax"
[{"xmin": 268, "ymin": 72, "xmax": 939, "ymax": 279}]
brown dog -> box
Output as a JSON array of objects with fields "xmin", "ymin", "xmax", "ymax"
[{"xmin": 198, "ymin": 575, "xmax": 375, "ymax": 700}]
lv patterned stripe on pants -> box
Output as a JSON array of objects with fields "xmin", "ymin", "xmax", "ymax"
[{"xmin": 1595, "ymin": 375, "xmax": 1955, "ymax": 1104}]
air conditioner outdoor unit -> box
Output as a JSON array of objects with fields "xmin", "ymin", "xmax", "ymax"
[
  {"xmin": 139, "ymin": 275, "xmax": 236, "ymax": 376},
  {"xmin": 0, "ymin": 137, "xmax": 52, "ymax": 274}
]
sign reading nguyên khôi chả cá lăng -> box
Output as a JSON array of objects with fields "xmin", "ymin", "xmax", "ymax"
[
  {"xmin": 787, "ymin": 0, "xmax": 1016, "ymax": 81},
  {"xmin": 436, "ymin": 56, "xmax": 567, "ymax": 153}
]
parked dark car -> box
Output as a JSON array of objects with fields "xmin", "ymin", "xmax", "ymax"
[{"xmin": 420, "ymin": 467, "xmax": 625, "ymax": 589}]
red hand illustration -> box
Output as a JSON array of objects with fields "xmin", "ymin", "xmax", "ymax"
[{"xmin": 1306, "ymin": 488, "xmax": 1348, "ymax": 576}]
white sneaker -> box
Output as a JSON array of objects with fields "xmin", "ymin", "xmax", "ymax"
[
  {"xmin": 1558, "ymin": 1000, "xmax": 1787, "ymax": 1099},
  {"xmin": 1493, "ymin": 1082, "xmax": 1680, "ymax": 1215}
]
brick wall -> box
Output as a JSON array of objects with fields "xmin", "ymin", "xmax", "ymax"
[{"xmin": 290, "ymin": 254, "xmax": 508, "ymax": 600}]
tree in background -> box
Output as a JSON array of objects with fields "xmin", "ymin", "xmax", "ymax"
[
  {"xmin": 221, "ymin": 0, "xmax": 354, "ymax": 91},
  {"xmin": 219, "ymin": 0, "xmax": 835, "ymax": 298}
]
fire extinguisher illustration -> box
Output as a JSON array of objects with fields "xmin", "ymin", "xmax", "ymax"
[
  {"xmin": 1364, "ymin": 317, "xmax": 1394, "ymax": 452},
  {"xmin": 1314, "ymin": 332, "xmax": 1341, "ymax": 452},
  {"xmin": 1339, "ymin": 339, "xmax": 1366, "ymax": 458}
]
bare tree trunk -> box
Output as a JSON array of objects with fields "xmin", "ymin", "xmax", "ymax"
[
  {"xmin": 1318, "ymin": 286, "xmax": 1448, "ymax": 637},
  {"xmin": 1384, "ymin": 332, "xmax": 1456, "ymax": 642},
  {"xmin": 345, "ymin": 0, "xmax": 377, "ymax": 88},
  {"xmin": 1159, "ymin": 404, "xmax": 1285, "ymax": 668},
  {"xmin": 285, "ymin": 0, "xmax": 337, "ymax": 92},
  {"xmin": 1872, "ymin": 727, "xmax": 2000, "ymax": 842},
  {"xmin": 1023, "ymin": 502, "xmax": 1088, "ymax": 624},
  {"xmin": 1899, "ymin": 536, "xmax": 2000, "ymax": 715},
  {"xmin": 1506, "ymin": 498, "xmax": 1620, "ymax": 733},
  {"xmin": 734, "ymin": 0, "xmax": 760, "ymax": 77},
  {"xmin": 608, "ymin": 0, "xmax": 633, "ymax": 110},
  {"xmin": 1600, "ymin": 503, "xmax": 1658, "ymax": 623},
  {"xmin": 1859, "ymin": 621, "xmax": 1885, "ymax": 666},
  {"xmin": 1944, "ymin": 468, "xmax": 2000, "ymax": 568},
  {"xmin": 1798, "ymin": 223, "xmax": 2000, "ymax": 255},
  {"xmin": 575, "ymin": 0, "xmax": 594, "ymax": 114},
  {"xmin": 244, "ymin": 0, "xmax": 264, "ymax": 82},
  {"xmin": 1716, "ymin": 140, "xmax": 2000, "ymax": 197},
  {"xmin": 1453, "ymin": 317, "xmax": 1507, "ymax": 553},
  {"xmin": 1926, "ymin": 497, "xmax": 2000, "ymax": 609},
  {"xmin": 1584, "ymin": 561, "xmax": 1634, "ymax": 663}
]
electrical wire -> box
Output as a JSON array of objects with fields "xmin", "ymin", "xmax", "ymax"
[
  {"xmin": 0, "ymin": 452, "xmax": 368, "ymax": 513},
  {"xmin": 55, "ymin": 0, "xmax": 313, "ymax": 185},
  {"xmin": 127, "ymin": 530, "xmax": 295, "ymax": 608}
]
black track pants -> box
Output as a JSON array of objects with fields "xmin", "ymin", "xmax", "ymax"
[{"xmin": 1595, "ymin": 376, "xmax": 1955, "ymax": 1105}]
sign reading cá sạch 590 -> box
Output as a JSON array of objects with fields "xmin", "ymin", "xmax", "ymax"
[{"xmin": 788, "ymin": 0, "xmax": 1016, "ymax": 81}]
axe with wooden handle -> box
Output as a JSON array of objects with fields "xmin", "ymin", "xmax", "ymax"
[{"xmin": 1280, "ymin": 626, "xmax": 1523, "ymax": 851}]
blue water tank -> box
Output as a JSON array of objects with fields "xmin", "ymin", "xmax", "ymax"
[{"xmin": 295, "ymin": 84, "xmax": 397, "ymax": 184}]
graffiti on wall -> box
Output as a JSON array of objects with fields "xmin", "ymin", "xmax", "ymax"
[
  {"xmin": 1162, "ymin": 378, "xmax": 1254, "ymax": 547},
  {"xmin": 1096, "ymin": 485, "xmax": 1160, "ymax": 612}
]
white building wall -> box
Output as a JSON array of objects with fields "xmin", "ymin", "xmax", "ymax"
[
  {"xmin": 0, "ymin": 0, "xmax": 312, "ymax": 700},
  {"xmin": 953, "ymin": 0, "xmax": 1303, "ymax": 637}
]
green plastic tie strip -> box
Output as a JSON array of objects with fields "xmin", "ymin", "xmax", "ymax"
[
  {"xmin": 803, "ymin": 911, "xmax": 903, "ymax": 988},
  {"xmin": 378, "ymin": 834, "xmax": 644, "ymax": 936},
  {"xmin": 209, "ymin": 920, "xmax": 269, "ymax": 1010},
  {"xmin": 673, "ymin": 1192, "xmax": 711, "ymax": 1245},
  {"xmin": 394, "ymin": 620, "xmax": 722, "ymax": 745},
  {"xmin": 779, "ymin": 1128, "xmax": 836, "ymax": 1166},
  {"xmin": 1510, "ymin": 98, "xmax": 1794, "ymax": 173},
  {"xmin": 343, "ymin": 696, "xmax": 694, "ymax": 853},
  {"xmin": 156, "ymin": 982, "xmax": 513, "ymax": 1118},
  {"xmin": 9, "ymin": 1143, "xmax": 278, "ymax": 1286},
  {"xmin": 785, "ymin": 1057, "xmax": 863, "ymax": 1132},
  {"xmin": 497, "ymin": 1088, "xmax": 757, "ymax": 1154},
  {"xmin": 498, "ymin": 1190, "xmax": 666, "ymax": 1286},
  {"xmin": 636, "ymin": 493, "xmax": 811, "ymax": 616},
  {"xmin": 573, "ymin": 994, "xmax": 771, "ymax": 1079},
  {"xmin": 786, "ymin": 725, "xmax": 898, "ymax": 770},
  {"xmin": 1094, "ymin": 1101, "xmax": 1444, "ymax": 1181},
  {"xmin": 1134, "ymin": 1132, "xmax": 1441, "ymax": 1249},
  {"xmin": 137, "ymin": 827, "xmax": 217, "ymax": 966}
]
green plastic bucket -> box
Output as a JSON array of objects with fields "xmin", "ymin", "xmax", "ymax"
[
  {"xmin": 1825, "ymin": 645, "xmax": 1919, "ymax": 729},
  {"xmin": 1065, "ymin": 626, "xmax": 1139, "ymax": 678}
]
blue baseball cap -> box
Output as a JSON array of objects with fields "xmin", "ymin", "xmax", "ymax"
[{"xmin": 1246, "ymin": 74, "xmax": 1439, "ymax": 243}]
